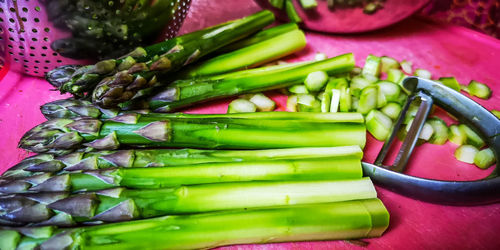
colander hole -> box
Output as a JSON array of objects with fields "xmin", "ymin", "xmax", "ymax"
[
  {"xmin": 21, "ymin": 17, "xmax": 27, "ymax": 22},
  {"xmin": 41, "ymin": 53, "xmax": 46, "ymax": 57},
  {"xmin": 7, "ymin": 44, "xmax": 12, "ymax": 49},
  {"xmin": 0, "ymin": 17, "xmax": 3, "ymax": 22},
  {"xmin": 8, "ymin": 52, "xmax": 13, "ymax": 55},
  {"xmin": 44, "ymin": 28, "xmax": 50, "ymax": 32},
  {"xmin": 56, "ymin": 60, "xmax": 62, "ymax": 63},
  {"xmin": 23, "ymin": 65, "xmax": 28, "ymax": 68},
  {"xmin": 9, "ymin": 8, "xmax": 15, "ymax": 12},
  {"xmin": 34, "ymin": 66, "xmax": 38, "ymax": 69},
  {"xmin": 9, "ymin": 37, "xmax": 14, "ymax": 41},
  {"xmin": 34, "ymin": 60, "xmax": 40, "ymax": 63},
  {"xmin": 34, "ymin": 71, "xmax": 39, "ymax": 74},
  {"xmin": 34, "ymin": 18, "xmax": 40, "ymax": 23},
  {"xmin": 22, "ymin": 7, "xmax": 28, "ymax": 12},
  {"xmin": 18, "ymin": 45, "xmax": 24, "ymax": 50},
  {"xmin": 42, "ymin": 46, "xmax": 47, "ymax": 50},
  {"xmin": 0, "ymin": 8, "xmax": 3, "ymax": 13},
  {"xmin": 43, "ymin": 37, "xmax": 48, "ymax": 42},
  {"xmin": 46, "ymin": 60, "xmax": 51, "ymax": 63},
  {"xmin": 8, "ymin": 28, "xmax": 14, "ymax": 32},
  {"xmin": 43, "ymin": 66, "xmax": 48, "ymax": 70},
  {"xmin": 23, "ymin": 59, "xmax": 28, "ymax": 63},
  {"xmin": 52, "ymin": 52, "xmax": 57, "ymax": 56},
  {"xmin": 18, "ymin": 52, "xmax": 23, "ymax": 56},
  {"xmin": 14, "ymin": 58, "xmax": 18, "ymax": 62},
  {"xmin": 29, "ymin": 53, "xmax": 34, "ymax": 57},
  {"xmin": 20, "ymin": 38, "xmax": 24, "ymax": 41},
  {"xmin": 9, "ymin": 18, "xmax": 15, "ymax": 23},
  {"xmin": 35, "ymin": 7, "xmax": 41, "ymax": 12},
  {"xmin": 30, "ymin": 46, "xmax": 35, "ymax": 50},
  {"xmin": 32, "ymin": 38, "xmax": 37, "ymax": 41},
  {"xmin": 32, "ymin": 28, "xmax": 38, "ymax": 33}
]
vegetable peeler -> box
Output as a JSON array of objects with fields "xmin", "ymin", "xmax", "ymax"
[{"xmin": 362, "ymin": 76, "xmax": 500, "ymax": 205}]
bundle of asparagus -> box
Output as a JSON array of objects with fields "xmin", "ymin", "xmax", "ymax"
[{"xmin": 1, "ymin": 11, "xmax": 392, "ymax": 249}]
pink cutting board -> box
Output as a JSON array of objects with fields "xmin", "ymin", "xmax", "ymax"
[{"xmin": 1, "ymin": 0, "xmax": 499, "ymax": 249}]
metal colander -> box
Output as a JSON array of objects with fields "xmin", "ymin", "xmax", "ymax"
[{"xmin": 0, "ymin": 0, "xmax": 191, "ymax": 77}]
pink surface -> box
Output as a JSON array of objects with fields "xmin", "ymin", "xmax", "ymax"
[{"xmin": 1, "ymin": 1, "xmax": 500, "ymax": 249}]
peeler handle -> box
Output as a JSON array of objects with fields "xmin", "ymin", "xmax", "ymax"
[{"xmin": 363, "ymin": 77, "xmax": 500, "ymax": 205}]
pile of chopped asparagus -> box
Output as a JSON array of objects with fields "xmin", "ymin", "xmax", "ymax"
[{"xmin": 1, "ymin": 11, "xmax": 391, "ymax": 250}]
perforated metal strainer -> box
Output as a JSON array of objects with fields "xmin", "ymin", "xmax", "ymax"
[{"xmin": 0, "ymin": 0, "xmax": 191, "ymax": 77}]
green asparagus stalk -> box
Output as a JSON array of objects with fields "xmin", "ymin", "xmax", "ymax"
[
  {"xmin": 0, "ymin": 178, "xmax": 376, "ymax": 226},
  {"xmin": 143, "ymin": 53, "xmax": 355, "ymax": 112},
  {"xmin": 216, "ymin": 23, "xmax": 298, "ymax": 53},
  {"xmin": 92, "ymin": 11, "xmax": 275, "ymax": 108},
  {"xmin": 176, "ymin": 29, "xmax": 307, "ymax": 78},
  {"xmin": 3, "ymin": 146, "xmax": 363, "ymax": 179},
  {"xmin": 0, "ymin": 157, "xmax": 363, "ymax": 194},
  {"xmin": 0, "ymin": 199, "xmax": 389, "ymax": 250},
  {"xmin": 40, "ymin": 98, "xmax": 364, "ymax": 121},
  {"xmin": 18, "ymin": 112, "xmax": 366, "ymax": 155}
]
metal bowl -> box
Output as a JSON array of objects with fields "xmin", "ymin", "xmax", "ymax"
[
  {"xmin": 254, "ymin": 0, "xmax": 430, "ymax": 34},
  {"xmin": 0, "ymin": 0, "xmax": 191, "ymax": 77}
]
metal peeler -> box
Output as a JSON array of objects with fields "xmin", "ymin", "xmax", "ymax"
[{"xmin": 362, "ymin": 76, "xmax": 500, "ymax": 205}]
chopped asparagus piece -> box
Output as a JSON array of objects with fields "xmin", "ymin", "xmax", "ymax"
[
  {"xmin": 414, "ymin": 69, "xmax": 431, "ymax": 79},
  {"xmin": 386, "ymin": 69, "xmax": 404, "ymax": 83},
  {"xmin": 357, "ymin": 86, "xmax": 378, "ymax": 114},
  {"xmin": 438, "ymin": 77, "xmax": 461, "ymax": 92},
  {"xmin": 381, "ymin": 102, "xmax": 402, "ymax": 120},
  {"xmin": 400, "ymin": 60, "xmax": 412, "ymax": 75},
  {"xmin": 299, "ymin": 0, "xmax": 318, "ymax": 9},
  {"xmin": 376, "ymin": 81, "xmax": 401, "ymax": 102},
  {"xmin": 362, "ymin": 55, "xmax": 381, "ymax": 77},
  {"xmin": 350, "ymin": 76, "xmax": 372, "ymax": 97},
  {"xmin": 366, "ymin": 110, "xmax": 393, "ymax": 141},
  {"xmin": 449, "ymin": 124, "xmax": 467, "ymax": 145},
  {"xmin": 305, "ymin": 71, "xmax": 329, "ymax": 92},
  {"xmin": 289, "ymin": 85, "xmax": 310, "ymax": 94},
  {"xmin": 459, "ymin": 124, "xmax": 485, "ymax": 148},
  {"xmin": 227, "ymin": 99, "xmax": 257, "ymax": 113},
  {"xmin": 249, "ymin": 94, "xmax": 276, "ymax": 111},
  {"xmin": 455, "ymin": 145, "xmax": 479, "ymax": 164},
  {"xmin": 315, "ymin": 52, "xmax": 328, "ymax": 61},
  {"xmin": 380, "ymin": 56, "xmax": 400, "ymax": 73},
  {"xmin": 427, "ymin": 117, "xmax": 449, "ymax": 145},
  {"xmin": 405, "ymin": 118, "xmax": 434, "ymax": 141},
  {"xmin": 465, "ymin": 80, "xmax": 492, "ymax": 99},
  {"xmin": 492, "ymin": 110, "xmax": 500, "ymax": 119},
  {"xmin": 287, "ymin": 95, "xmax": 298, "ymax": 112},
  {"xmin": 474, "ymin": 148, "xmax": 496, "ymax": 169},
  {"xmin": 330, "ymin": 89, "xmax": 341, "ymax": 113},
  {"xmin": 297, "ymin": 94, "xmax": 321, "ymax": 112}
]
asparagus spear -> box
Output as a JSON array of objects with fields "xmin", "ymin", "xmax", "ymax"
[
  {"xmin": 0, "ymin": 156, "xmax": 363, "ymax": 194},
  {"xmin": 92, "ymin": 11, "xmax": 275, "ymax": 108},
  {"xmin": 176, "ymin": 29, "xmax": 307, "ymax": 79},
  {"xmin": 0, "ymin": 199, "xmax": 389, "ymax": 250},
  {"xmin": 3, "ymin": 146, "xmax": 363, "ymax": 179},
  {"xmin": 18, "ymin": 112, "xmax": 366, "ymax": 155},
  {"xmin": 40, "ymin": 98, "xmax": 364, "ymax": 121},
  {"xmin": 46, "ymin": 10, "xmax": 275, "ymax": 97},
  {"xmin": 138, "ymin": 53, "xmax": 355, "ymax": 112},
  {"xmin": 0, "ymin": 178, "xmax": 375, "ymax": 226}
]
